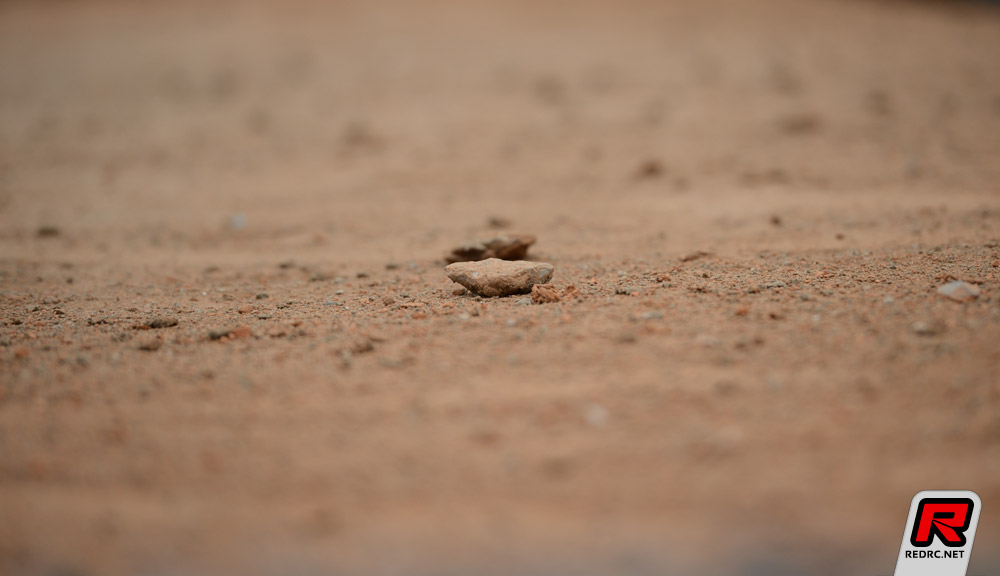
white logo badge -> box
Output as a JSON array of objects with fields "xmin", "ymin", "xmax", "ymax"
[{"xmin": 894, "ymin": 490, "xmax": 981, "ymax": 576}]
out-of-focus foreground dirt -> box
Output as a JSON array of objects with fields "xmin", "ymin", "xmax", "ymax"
[{"xmin": 2, "ymin": 0, "xmax": 1000, "ymax": 574}]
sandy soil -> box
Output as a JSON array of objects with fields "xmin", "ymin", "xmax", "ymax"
[{"xmin": 2, "ymin": 0, "xmax": 1000, "ymax": 574}]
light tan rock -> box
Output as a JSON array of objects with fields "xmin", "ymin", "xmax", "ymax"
[
  {"xmin": 937, "ymin": 280, "xmax": 980, "ymax": 303},
  {"xmin": 445, "ymin": 258, "xmax": 553, "ymax": 297}
]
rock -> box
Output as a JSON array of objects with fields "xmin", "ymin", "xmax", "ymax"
[
  {"xmin": 148, "ymin": 317, "xmax": 178, "ymax": 329},
  {"xmin": 680, "ymin": 250, "xmax": 712, "ymax": 262},
  {"xmin": 209, "ymin": 326, "xmax": 252, "ymax": 340},
  {"xmin": 937, "ymin": 280, "xmax": 980, "ymax": 303},
  {"xmin": 445, "ymin": 234, "xmax": 536, "ymax": 263},
  {"xmin": 911, "ymin": 320, "xmax": 944, "ymax": 336},
  {"xmin": 615, "ymin": 284, "xmax": 639, "ymax": 295},
  {"xmin": 445, "ymin": 258, "xmax": 553, "ymax": 298},
  {"xmin": 138, "ymin": 339, "xmax": 162, "ymax": 351},
  {"xmin": 635, "ymin": 159, "xmax": 663, "ymax": 180},
  {"xmin": 209, "ymin": 329, "xmax": 232, "ymax": 340},
  {"xmin": 487, "ymin": 215, "xmax": 512, "ymax": 229},
  {"xmin": 584, "ymin": 403, "xmax": 609, "ymax": 427},
  {"xmin": 228, "ymin": 213, "xmax": 248, "ymax": 231},
  {"xmin": 694, "ymin": 333, "xmax": 722, "ymax": 348},
  {"xmin": 231, "ymin": 326, "xmax": 253, "ymax": 339}
]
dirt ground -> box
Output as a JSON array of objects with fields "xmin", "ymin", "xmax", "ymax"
[{"xmin": 2, "ymin": 0, "xmax": 1000, "ymax": 574}]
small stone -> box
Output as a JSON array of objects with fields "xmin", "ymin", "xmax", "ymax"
[
  {"xmin": 36, "ymin": 226, "xmax": 60, "ymax": 238},
  {"xmin": 148, "ymin": 317, "xmax": 178, "ymax": 329},
  {"xmin": 911, "ymin": 320, "xmax": 944, "ymax": 337},
  {"xmin": 694, "ymin": 334, "xmax": 722, "ymax": 348},
  {"xmin": 231, "ymin": 326, "xmax": 253, "ymax": 339},
  {"xmin": 531, "ymin": 284, "xmax": 561, "ymax": 304},
  {"xmin": 209, "ymin": 327, "xmax": 251, "ymax": 340},
  {"xmin": 680, "ymin": 250, "xmax": 712, "ymax": 262},
  {"xmin": 209, "ymin": 329, "xmax": 232, "ymax": 340},
  {"xmin": 256, "ymin": 293, "xmax": 269, "ymax": 300},
  {"xmin": 612, "ymin": 329, "xmax": 637, "ymax": 343},
  {"xmin": 584, "ymin": 403, "xmax": 609, "ymax": 427},
  {"xmin": 445, "ymin": 258, "xmax": 553, "ymax": 298},
  {"xmin": 138, "ymin": 340, "xmax": 162, "ymax": 351},
  {"xmin": 445, "ymin": 234, "xmax": 537, "ymax": 263},
  {"xmin": 635, "ymin": 159, "xmax": 663, "ymax": 180},
  {"xmin": 228, "ymin": 213, "xmax": 248, "ymax": 231},
  {"xmin": 487, "ymin": 215, "xmax": 512, "ymax": 229},
  {"xmin": 937, "ymin": 281, "xmax": 980, "ymax": 303},
  {"xmin": 237, "ymin": 305, "xmax": 253, "ymax": 314}
]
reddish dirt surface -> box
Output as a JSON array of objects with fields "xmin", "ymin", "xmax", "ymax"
[{"xmin": 2, "ymin": 1, "xmax": 1000, "ymax": 574}]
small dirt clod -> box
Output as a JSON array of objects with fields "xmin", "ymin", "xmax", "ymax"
[{"xmin": 445, "ymin": 234, "xmax": 537, "ymax": 263}]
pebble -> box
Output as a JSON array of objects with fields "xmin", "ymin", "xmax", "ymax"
[
  {"xmin": 694, "ymin": 333, "xmax": 722, "ymax": 348},
  {"xmin": 445, "ymin": 234, "xmax": 536, "ymax": 263},
  {"xmin": 911, "ymin": 321, "xmax": 944, "ymax": 337},
  {"xmin": 615, "ymin": 284, "xmax": 639, "ymax": 295},
  {"xmin": 148, "ymin": 317, "xmax": 178, "ymax": 329},
  {"xmin": 680, "ymin": 250, "xmax": 712, "ymax": 262},
  {"xmin": 444, "ymin": 258, "xmax": 553, "ymax": 298},
  {"xmin": 228, "ymin": 213, "xmax": 248, "ymax": 231},
  {"xmin": 138, "ymin": 340, "xmax": 162, "ymax": 351},
  {"xmin": 937, "ymin": 280, "xmax": 980, "ymax": 303},
  {"xmin": 584, "ymin": 403, "xmax": 609, "ymax": 427},
  {"xmin": 232, "ymin": 326, "xmax": 253, "ymax": 339},
  {"xmin": 209, "ymin": 326, "xmax": 253, "ymax": 341}
]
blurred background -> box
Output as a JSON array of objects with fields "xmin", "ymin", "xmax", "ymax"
[{"xmin": 1, "ymin": 0, "xmax": 1000, "ymax": 575}]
